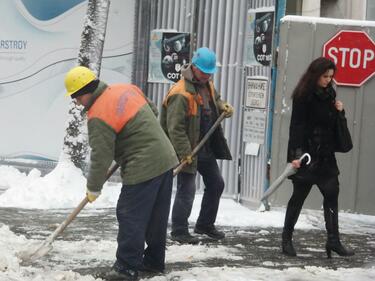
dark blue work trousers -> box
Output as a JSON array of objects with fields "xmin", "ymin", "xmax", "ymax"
[
  {"xmin": 171, "ymin": 156, "xmax": 225, "ymax": 235},
  {"xmin": 116, "ymin": 169, "xmax": 173, "ymax": 271}
]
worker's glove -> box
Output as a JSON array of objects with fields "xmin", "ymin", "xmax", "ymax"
[
  {"xmin": 182, "ymin": 155, "xmax": 193, "ymax": 165},
  {"xmin": 221, "ymin": 102, "xmax": 234, "ymax": 118},
  {"xmin": 86, "ymin": 189, "xmax": 101, "ymax": 203}
]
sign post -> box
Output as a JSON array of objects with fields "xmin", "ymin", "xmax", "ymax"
[
  {"xmin": 323, "ymin": 30, "xmax": 375, "ymax": 87},
  {"xmin": 242, "ymin": 77, "xmax": 269, "ymax": 156}
]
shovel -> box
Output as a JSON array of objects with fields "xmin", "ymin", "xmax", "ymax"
[
  {"xmin": 19, "ymin": 112, "xmax": 227, "ymax": 263},
  {"xmin": 18, "ymin": 162, "xmax": 120, "ymax": 263},
  {"xmin": 260, "ymin": 153, "xmax": 311, "ymax": 211},
  {"xmin": 173, "ymin": 112, "xmax": 226, "ymax": 175}
]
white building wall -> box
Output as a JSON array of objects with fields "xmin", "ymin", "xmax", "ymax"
[
  {"xmin": 320, "ymin": 0, "xmax": 366, "ymax": 20},
  {"xmin": 301, "ymin": 0, "xmax": 320, "ymax": 17}
]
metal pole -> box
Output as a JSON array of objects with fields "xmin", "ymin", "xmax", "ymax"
[
  {"xmin": 190, "ymin": 0, "xmax": 200, "ymax": 53},
  {"xmin": 265, "ymin": 0, "xmax": 286, "ymax": 194},
  {"xmin": 132, "ymin": 0, "xmax": 153, "ymax": 94}
]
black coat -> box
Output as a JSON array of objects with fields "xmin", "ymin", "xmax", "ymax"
[{"xmin": 287, "ymin": 86, "xmax": 340, "ymax": 180}]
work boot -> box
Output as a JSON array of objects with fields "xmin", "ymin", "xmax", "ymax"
[
  {"xmin": 171, "ymin": 232, "xmax": 199, "ymax": 244},
  {"xmin": 139, "ymin": 260, "xmax": 164, "ymax": 274},
  {"xmin": 281, "ymin": 231, "xmax": 296, "ymax": 257},
  {"xmin": 194, "ymin": 225, "xmax": 225, "ymax": 240},
  {"xmin": 101, "ymin": 267, "xmax": 138, "ymax": 281},
  {"xmin": 324, "ymin": 207, "xmax": 354, "ymax": 258}
]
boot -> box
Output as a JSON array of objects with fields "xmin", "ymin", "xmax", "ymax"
[
  {"xmin": 194, "ymin": 225, "xmax": 225, "ymax": 240},
  {"xmin": 281, "ymin": 204, "xmax": 302, "ymax": 256},
  {"xmin": 171, "ymin": 231, "xmax": 200, "ymax": 244},
  {"xmin": 324, "ymin": 207, "xmax": 354, "ymax": 258},
  {"xmin": 326, "ymin": 234, "xmax": 355, "ymax": 258},
  {"xmin": 98, "ymin": 261, "xmax": 138, "ymax": 281},
  {"xmin": 282, "ymin": 231, "xmax": 296, "ymax": 256}
]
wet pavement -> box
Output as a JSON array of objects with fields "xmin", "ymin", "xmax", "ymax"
[{"xmin": 1, "ymin": 206, "xmax": 374, "ymax": 279}]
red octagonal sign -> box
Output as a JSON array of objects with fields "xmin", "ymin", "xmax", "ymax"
[{"xmin": 323, "ymin": 30, "xmax": 375, "ymax": 87}]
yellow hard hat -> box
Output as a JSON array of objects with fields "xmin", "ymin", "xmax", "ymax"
[{"xmin": 64, "ymin": 66, "xmax": 96, "ymax": 97}]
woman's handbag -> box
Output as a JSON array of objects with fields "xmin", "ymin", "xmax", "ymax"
[{"xmin": 335, "ymin": 112, "xmax": 353, "ymax": 153}]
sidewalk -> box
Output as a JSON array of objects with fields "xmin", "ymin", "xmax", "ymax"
[{"xmin": 1, "ymin": 204, "xmax": 374, "ymax": 281}]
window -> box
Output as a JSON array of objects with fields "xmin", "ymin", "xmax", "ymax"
[
  {"xmin": 286, "ymin": 0, "xmax": 303, "ymax": 15},
  {"xmin": 367, "ymin": 0, "xmax": 375, "ymax": 20}
]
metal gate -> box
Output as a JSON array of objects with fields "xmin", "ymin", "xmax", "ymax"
[
  {"xmin": 133, "ymin": 0, "xmax": 276, "ymax": 202},
  {"xmin": 270, "ymin": 16, "xmax": 375, "ymax": 215}
]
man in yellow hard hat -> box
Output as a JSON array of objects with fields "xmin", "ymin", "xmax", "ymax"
[
  {"xmin": 64, "ymin": 66, "xmax": 178, "ymax": 281},
  {"xmin": 160, "ymin": 47, "xmax": 233, "ymax": 244}
]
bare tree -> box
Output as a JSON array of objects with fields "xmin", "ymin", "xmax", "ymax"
[{"xmin": 63, "ymin": 0, "xmax": 111, "ymax": 170}]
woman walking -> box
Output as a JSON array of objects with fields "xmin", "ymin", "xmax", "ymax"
[{"xmin": 282, "ymin": 57, "xmax": 354, "ymax": 258}]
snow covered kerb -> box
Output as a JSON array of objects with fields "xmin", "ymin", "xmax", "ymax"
[{"xmin": 281, "ymin": 15, "xmax": 375, "ymax": 27}]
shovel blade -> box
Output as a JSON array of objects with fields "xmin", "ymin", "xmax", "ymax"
[{"xmin": 17, "ymin": 242, "xmax": 53, "ymax": 263}]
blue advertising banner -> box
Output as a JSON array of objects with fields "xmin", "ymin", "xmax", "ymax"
[{"xmin": 0, "ymin": 0, "xmax": 135, "ymax": 161}]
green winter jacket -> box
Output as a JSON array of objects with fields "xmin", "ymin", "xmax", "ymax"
[
  {"xmin": 85, "ymin": 82, "xmax": 178, "ymax": 192},
  {"xmin": 160, "ymin": 64, "xmax": 232, "ymax": 174}
]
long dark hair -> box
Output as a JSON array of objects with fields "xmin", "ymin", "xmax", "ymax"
[{"xmin": 292, "ymin": 57, "xmax": 336, "ymax": 99}]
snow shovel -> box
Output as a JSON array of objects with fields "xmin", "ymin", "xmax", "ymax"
[
  {"xmin": 18, "ymin": 162, "xmax": 120, "ymax": 263},
  {"xmin": 173, "ymin": 112, "xmax": 226, "ymax": 175},
  {"xmin": 259, "ymin": 153, "xmax": 311, "ymax": 211},
  {"xmin": 19, "ymin": 112, "xmax": 226, "ymax": 263}
]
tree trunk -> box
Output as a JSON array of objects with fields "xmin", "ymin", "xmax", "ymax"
[{"xmin": 62, "ymin": 0, "xmax": 111, "ymax": 170}]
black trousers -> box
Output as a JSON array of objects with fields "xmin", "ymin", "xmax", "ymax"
[
  {"xmin": 283, "ymin": 175, "xmax": 339, "ymax": 235},
  {"xmin": 171, "ymin": 155, "xmax": 225, "ymax": 235}
]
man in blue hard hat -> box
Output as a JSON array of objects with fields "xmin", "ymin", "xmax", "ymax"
[{"xmin": 160, "ymin": 47, "xmax": 234, "ymax": 244}]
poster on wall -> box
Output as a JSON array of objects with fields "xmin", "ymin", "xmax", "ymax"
[
  {"xmin": 245, "ymin": 6, "xmax": 275, "ymax": 66},
  {"xmin": 0, "ymin": 0, "xmax": 135, "ymax": 161},
  {"xmin": 148, "ymin": 30, "xmax": 191, "ymax": 83},
  {"xmin": 243, "ymin": 108, "xmax": 267, "ymax": 144},
  {"xmin": 242, "ymin": 76, "xmax": 269, "ymax": 148},
  {"xmin": 245, "ymin": 77, "xmax": 268, "ymax": 109}
]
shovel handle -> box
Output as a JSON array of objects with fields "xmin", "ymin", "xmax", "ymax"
[
  {"xmin": 43, "ymin": 110, "xmax": 226, "ymax": 246},
  {"xmin": 45, "ymin": 197, "xmax": 89, "ymax": 244},
  {"xmin": 45, "ymin": 163, "xmax": 120, "ymax": 244},
  {"xmin": 173, "ymin": 112, "xmax": 226, "ymax": 176}
]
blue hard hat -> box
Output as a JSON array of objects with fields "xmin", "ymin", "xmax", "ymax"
[{"xmin": 192, "ymin": 47, "xmax": 217, "ymax": 74}]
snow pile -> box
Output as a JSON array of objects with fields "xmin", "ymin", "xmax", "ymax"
[
  {"xmin": 166, "ymin": 244, "xmax": 242, "ymax": 263},
  {"xmin": 0, "ymin": 162, "xmax": 120, "ymax": 209},
  {"xmin": 1, "ymin": 162, "xmax": 375, "ymax": 234},
  {"xmin": 0, "ymin": 225, "xmax": 23, "ymax": 272},
  {"xmin": 0, "ymin": 225, "xmax": 100, "ymax": 280},
  {"xmin": 0, "ymin": 163, "xmax": 374, "ymax": 280},
  {"xmin": 0, "ymin": 166, "xmax": 26, "ymax": 189},
  {"xmin": 154, "ymin": 266, "xmax": 375, "ymax": 281},
  {"xmin": 0, "ymin": 158, "xmax": 315, "ymax": 228},
  {"xmin": 0, "ymin": 268, "xmax": 98, "ymax": 281},
  {"xmin": 50, "ymin": 239, "xmax": 116, "ymax": 267},
  {"xmin": 191, "ymin": 197, "xmax": 316, "ymax": 230},
  {"xmin": 1, "ymin": 222, "xmax": 375, "ymax": 281},
  {"xmin": 339, "ymin": 212, "xmax": 375, "ymax": 235}
]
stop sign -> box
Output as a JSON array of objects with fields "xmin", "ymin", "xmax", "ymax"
[{"xmin": 323, "ymin": 30, "xmax": 375, "ymax": 87}]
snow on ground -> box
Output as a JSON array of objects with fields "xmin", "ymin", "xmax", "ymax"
[
  {"xmin": 0, "ymin": 162, "xmax": 120, "ymax": 209},
  {"xmin": 1, "ymin": 164, "xmax": 374, "ymax": 234},
  {"xmin": 1, "ymin": 222, "xmax": 374, "ymax": 281},
  {"xmin": 0, "ymin": 225, "xmax": 94, "ymax": 281},
  {"xmin": 165, "ymin": 244, "xmax": 242, "ymax": 263},
  {"xmin": 147, "ymin": 266, "xmax": 375, "ymax": 281},
  {"xmin": 0, "ymin": 164, "xmax": 375, "ymax": 280}
]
